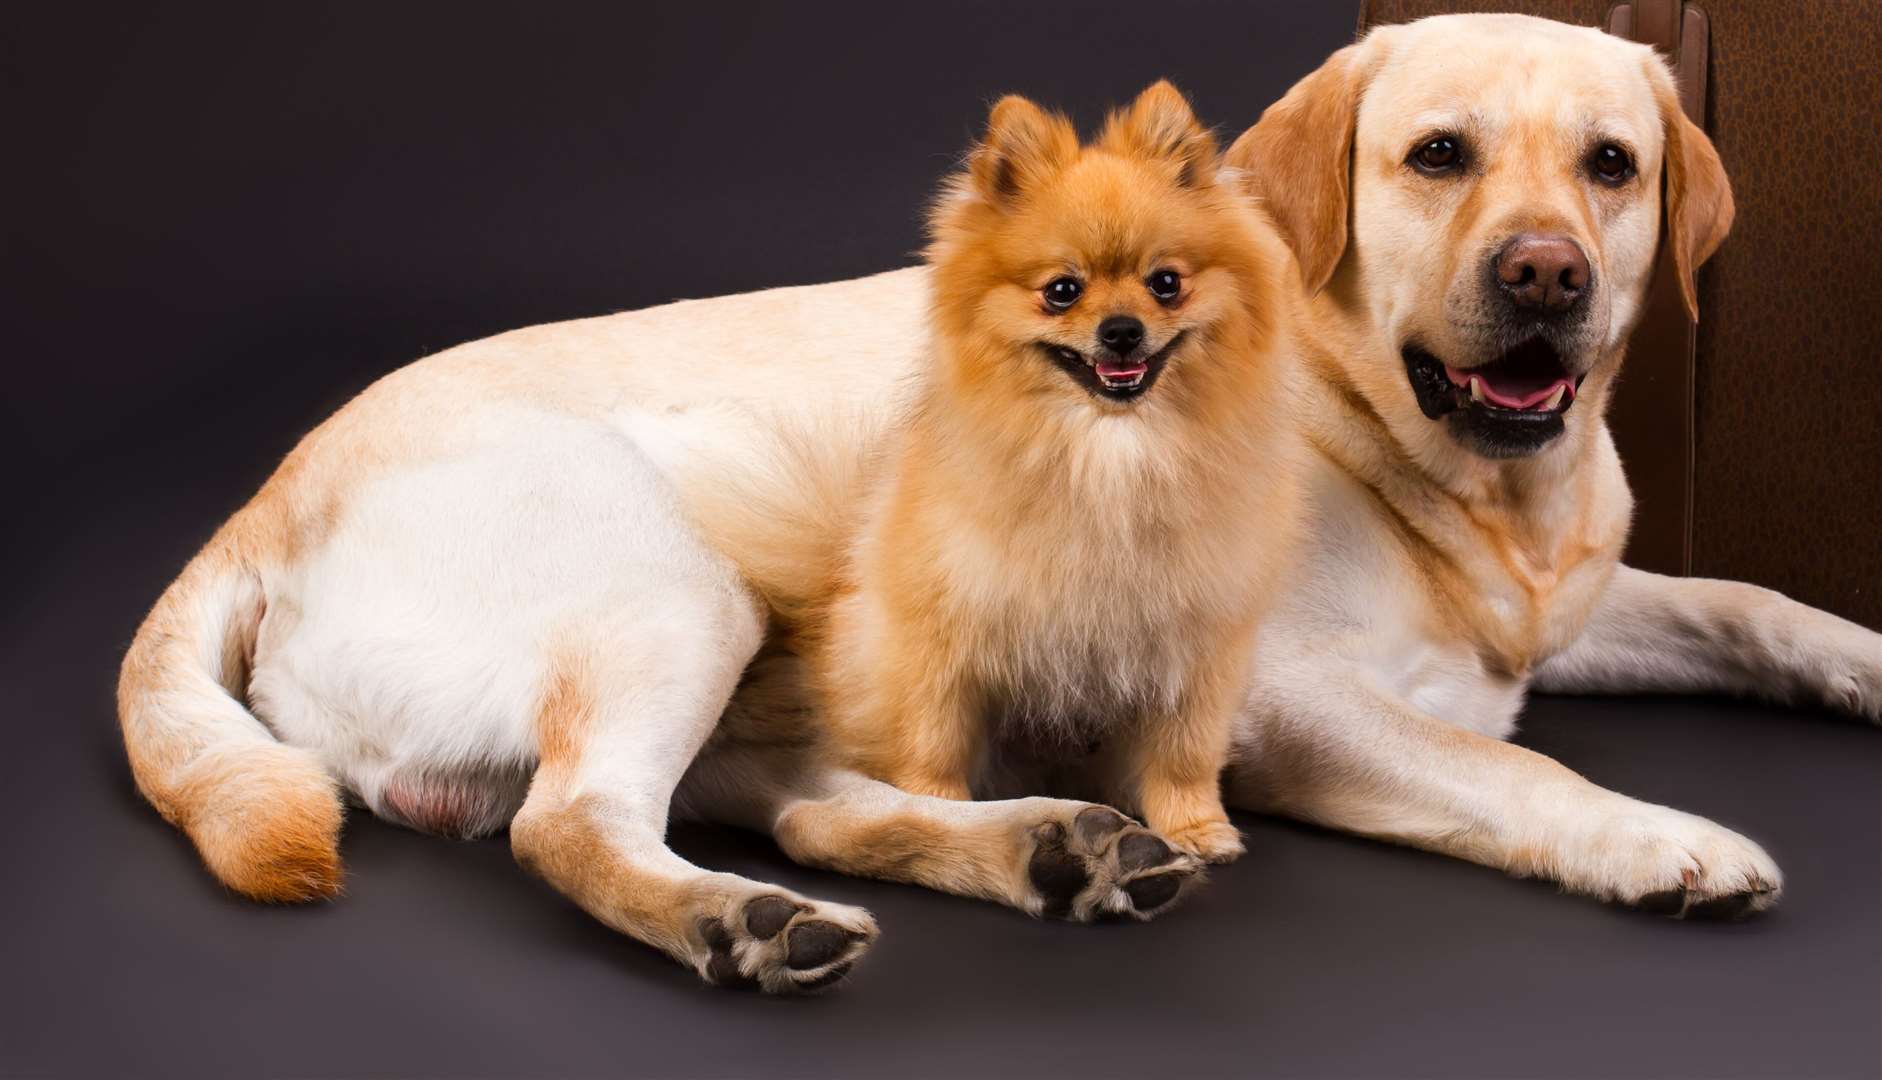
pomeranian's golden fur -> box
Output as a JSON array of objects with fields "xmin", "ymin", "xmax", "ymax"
[{"xmin": 779, "ymin": 82, "xmax": 1302, "ymax": 861}]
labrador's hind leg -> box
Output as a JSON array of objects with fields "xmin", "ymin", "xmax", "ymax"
[
  {"xmin": 497, "ymin": 448, "xmax": 876, "ymax": 993},
  {"xmin": 512, "ymin": 622, "xmax": 877, "ymax": 993}
]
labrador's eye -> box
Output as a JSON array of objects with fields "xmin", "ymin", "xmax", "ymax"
[
  {"xmin": 1043, "ymin": 277, "xmax": 1083, "ymax": 310},
  {"xmin": 1146, "ymin": 269, "xmax": 1181, "ymax": 303},
  {"xmin": 1410, "ymin": 135, "xmax": 1463, "ymax": 174},
  {"xmin": 1590, "ymin": 143, "xmax": 1635, "ymax": 185}
]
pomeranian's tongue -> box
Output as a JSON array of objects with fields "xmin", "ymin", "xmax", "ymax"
[
  {"xmin": 1445, "ymin": 364, "xmax": 1574, "ymax": 410},
  {"xmin": 1096, "ymin": 358, "xmax": 1148, "ymax": 380}
]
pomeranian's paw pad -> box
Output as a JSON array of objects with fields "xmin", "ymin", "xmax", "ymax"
[{"xmin": 1026, "ymin": 805, "xmax": 1203, "ymax": 922}]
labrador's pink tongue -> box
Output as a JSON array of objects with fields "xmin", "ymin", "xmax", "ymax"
[
  {"xmin": 1096, "ymin": 359, "xmax": 1148, "ymax": 379},
  {"xmin": 1446, "ymin": 365, "xmax": 1574, "ymax": 409}
]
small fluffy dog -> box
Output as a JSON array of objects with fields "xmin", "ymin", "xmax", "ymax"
[
  {"xmin": 794, "ymin": 84, "xmax": 1296, "ymax": 862},
  {"xmin": 117, "ymin": 82, "xmax": 1300, "ymax": 991}
]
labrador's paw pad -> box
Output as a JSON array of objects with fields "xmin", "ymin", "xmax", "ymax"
[{"xmin": 697, "ymin": 891, "xmax": 877, "ymax": 993}]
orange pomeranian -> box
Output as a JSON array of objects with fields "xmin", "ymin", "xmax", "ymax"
[{"xmin": 798, "ymin": 81, "xmax": 1306, "ymax": 862}]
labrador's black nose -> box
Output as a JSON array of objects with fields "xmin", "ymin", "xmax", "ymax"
[{"xmin": 1098, "ymin": 315, "xmax": 1145, "ymax": 355}]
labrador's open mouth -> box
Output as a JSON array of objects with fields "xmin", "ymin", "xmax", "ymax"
[
  {"xmin": 1403, "ymin": 338, "xmax": 1581, "ymax": 419},
  {"xmin": 1403, "ymin": 337, "xmax": 1585, "ymax": 457}
]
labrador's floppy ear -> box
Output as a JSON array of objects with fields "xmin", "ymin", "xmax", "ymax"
[
  {"xmin": 1649, "ymin": 59, "xmax": 1734, "ymax": 321},
  {"xmin": 967, "ymin": 94, "xmax": 1079, "ymax": 206},
  {"xmin": 1100, "ymin": 80, "xmax": 1218, "ymax": 189},
  {"xmin": 1224, "ymin": 42, "xmax": 1373, "ymax": 294}
]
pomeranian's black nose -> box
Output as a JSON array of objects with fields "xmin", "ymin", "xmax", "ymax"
[{"xmin": 1098, "ymin": 316, "xmax": 1144, "ymax": 356}]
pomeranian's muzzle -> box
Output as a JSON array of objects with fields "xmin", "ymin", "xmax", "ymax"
[{"xmin": 1044, "ymin": 316, "xmax": 1188, "ymax": 403}]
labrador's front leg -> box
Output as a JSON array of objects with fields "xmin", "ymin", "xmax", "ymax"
[
  {"xmin": 1228, "ymin": 670, "xmax": 1782, "ymax": 917},
  {"xmin": 1535, "ymin": 564, "xmax": 1882, "ymax": 722}
]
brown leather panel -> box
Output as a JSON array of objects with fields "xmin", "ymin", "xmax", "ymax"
[
  {"xmin": 1608, "ymin": 249, "xmax": 1696, "ymax": 575},
  {"xmin": 1681, "ymin": 0, "xmax": 1882, "ymax": 628},
  {"xmin": 1606, "ymin": 2, "xmax": 1632, "ymax": 37},
  {"xmin": 1357, "ymin": 0, "xmax": 1882, "ymax": 628},
  {"xmin": 1630, "ymin": 0, "xmax": 1681, "ymax": 56},
  {"xmin": 1678, "ymin": 6, "xmax": 1708, "ymax": 117},
  {"xmin": 1603, "ymin": 0, "xmax": 1702, "ymax": 577},
  {"xmin": 1610, "ymin": 1, "xmax": 1710, "ymax": 118}
]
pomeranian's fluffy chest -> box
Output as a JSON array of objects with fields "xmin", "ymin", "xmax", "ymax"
[{"xmin": 869, "ymin": 409, "xmax": 1268, "ymax": 739}]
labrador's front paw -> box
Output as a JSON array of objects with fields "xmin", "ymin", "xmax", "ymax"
[{"xmin": 1545, "ymin": 801, "xmax": 1781, "ymax": 919}]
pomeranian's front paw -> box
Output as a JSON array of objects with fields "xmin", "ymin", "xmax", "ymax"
[
  {"xmin": 1162, "ymin": 819, "xmax": 1245, "ymax": 864},
  {"xmin": 1022, "ymin": 805, "xmax": 1204, "ymax": 922}
]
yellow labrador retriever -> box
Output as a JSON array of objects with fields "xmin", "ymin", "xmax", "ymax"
[
  {"xmin": 1220, "ymin": 14, "xmax": 1878, "ymax": 917},
  {"xmin": 119, "ymin": 14, "xmax": 1880, "ymax": 993}
]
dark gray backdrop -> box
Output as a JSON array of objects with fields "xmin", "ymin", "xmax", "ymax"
[{"xmin": 5, "ymin": 3, "xmax": 1878, "ymax": 1078}]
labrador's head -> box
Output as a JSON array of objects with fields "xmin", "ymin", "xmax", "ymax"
[{"xmin": 1228, "ymin": 14, "xmax": 1732, "ymax": 459}]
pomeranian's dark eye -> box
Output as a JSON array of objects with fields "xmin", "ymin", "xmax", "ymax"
[
  {"xmin": 1043, "ymin": 277, "xmax": 1083, "ymax": 310},
  {"xmin": 1146, "ymin": 269, "xmax": 1181, "ymax": 302},
  {"xmin": 1410, "ymin": 136, "xmax": 1463, "ymax": 174},
  {"xmin": 1589, "ymin": 143, "xmax": 1635, "ymax": 185}
]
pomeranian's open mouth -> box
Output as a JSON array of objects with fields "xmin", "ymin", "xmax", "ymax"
[
  {"xmin": 1043, "ymin": 331, "xmax": 1187, "ymax": 402},
  {"xmin": 1402, "ymin": 337, "xmax": 1586, "ymax": 457}
]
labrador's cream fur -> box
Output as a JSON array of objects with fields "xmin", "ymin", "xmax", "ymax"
[
  {"xmin": 1221, "ymin": 15, "xmax": 1876, "ymax": 914},
  {"xmin": 119, "ymin": 14, "xmax": 1882, "ymax": 993}
]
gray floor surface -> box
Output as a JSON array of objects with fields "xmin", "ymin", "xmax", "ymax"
[{"xmin": 6, "ymin": 496, "xmax": 1879, "ymax": 1078}]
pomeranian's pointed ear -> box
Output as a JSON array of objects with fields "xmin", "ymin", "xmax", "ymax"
[
  {"xmin": 1102, "ymin": 80, "xmax": 1218, "ymax": 188},
  {"xmin": 968, "ymin": 95, "xmax": 1078, "ymax": 204},
  {"xmin": 1225, "ymin": 41, "xmax": 1376, "ymax": 293}
]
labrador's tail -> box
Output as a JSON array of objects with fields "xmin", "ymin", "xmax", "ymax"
[{"xmin": 117, "ymin": 524, "xmax": 343, "ymax": 901}]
